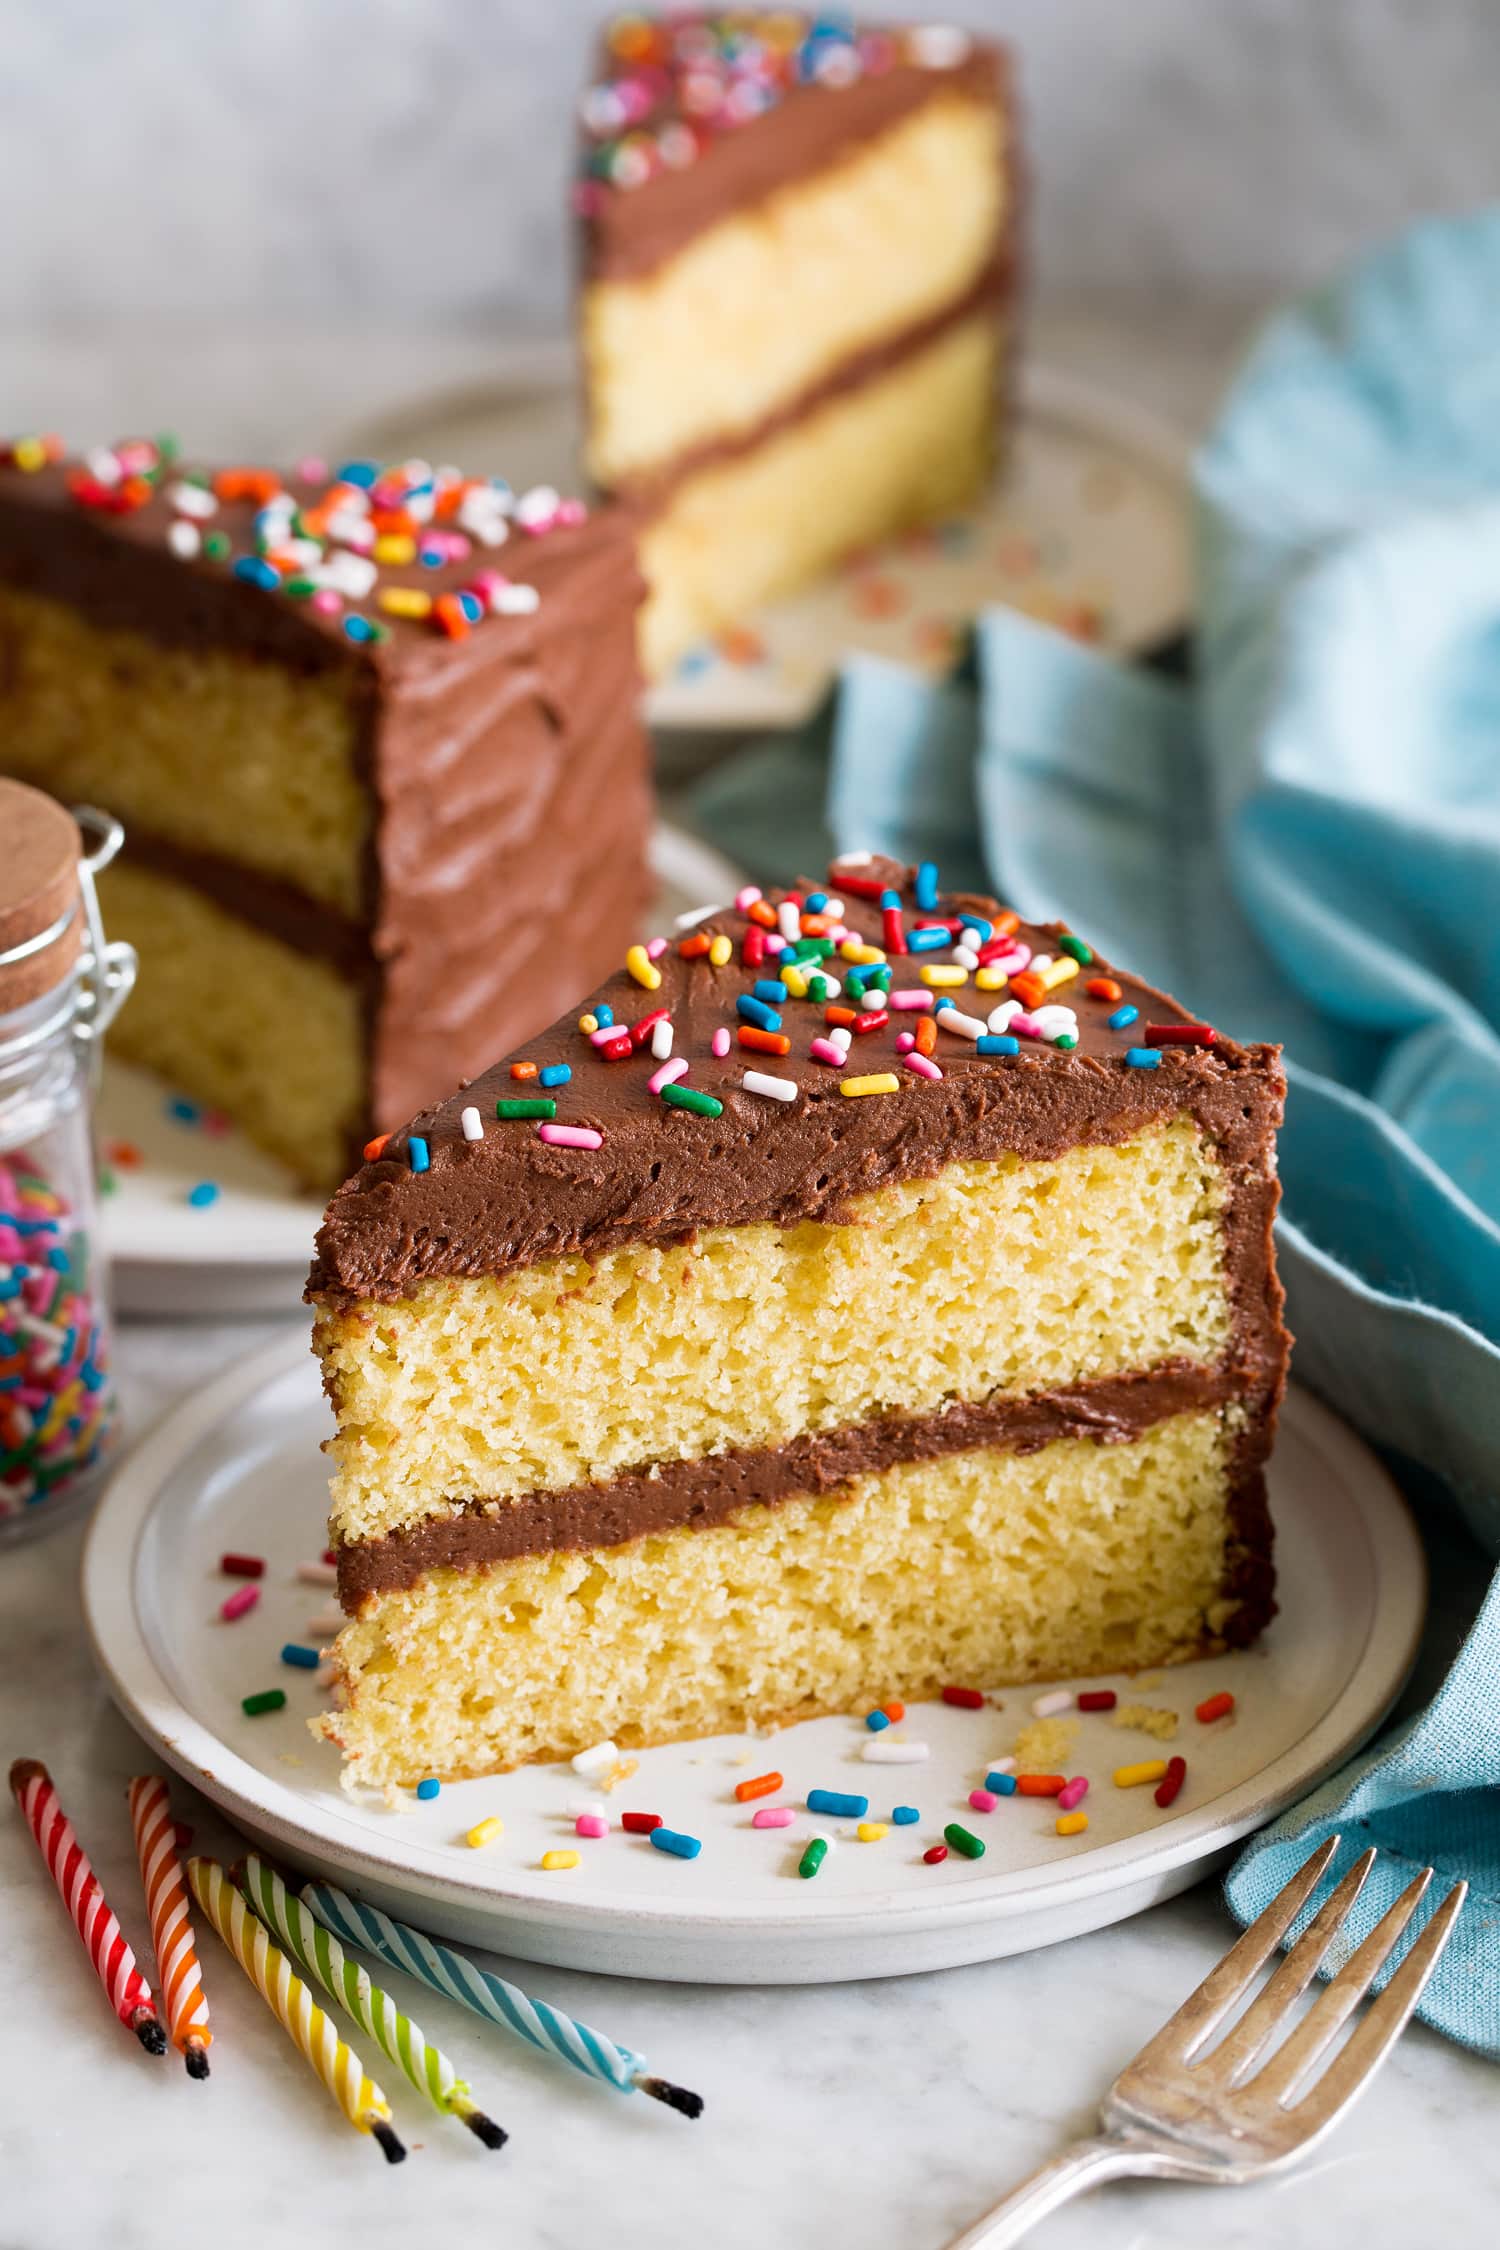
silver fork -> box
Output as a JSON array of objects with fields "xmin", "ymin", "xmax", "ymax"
[{"xmin": 945, "ymin": 1836, "xmax": 1467, "ymax": 2248}]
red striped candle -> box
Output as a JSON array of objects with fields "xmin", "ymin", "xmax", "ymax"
[
  {"xmin": 128, "ymin": 1775, "xmax": 212, "ymax": 2077},
  {"xmin": 10, "ymin": 1759, "xmax": 166, "ymax": 2053}
]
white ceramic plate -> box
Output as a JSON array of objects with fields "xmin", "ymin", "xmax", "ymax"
[
  {"xmin": 83, "ymin": 1331, "xmax": 1424, "ymax": 1985},
  {"xmin": 97, "ymin": 822, "xmax": 744, "ymax": 1317},
  {"xmin": 353, "ymin": 357, "xmax": 1191, "ymax": 732}
]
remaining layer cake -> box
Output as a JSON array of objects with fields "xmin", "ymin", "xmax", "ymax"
[
  {"xmin": 309, "ymin": 854, "xmax": 1288, "ymax": 1786},
  {"xmin": 0, "ymin": 436, "xmax": 651, "ymax": 1189},
  {"xmin": 576, "ymin": 14, "xmax": 1019, "ymax": 676}
]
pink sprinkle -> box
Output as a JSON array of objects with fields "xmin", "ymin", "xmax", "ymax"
[
  {"xmin": 711, "ymin": 1028, "xmax": 731, "ymax": 1058},
  {"xmin": 809, "ymin": 1037, "xmax": 846, "ymax": 1066},
  {"xmin": 646, "ymin": 936, "xmax": 668, "ymax": 960},
  {"xmin": 764, "ymin": 933, "xmax": 786, "ymax": 956},
  {"xmin": 538, "ymin": 1123, "xmax": 603, "ymax": 1150},
  {"xmin": 1057, "ymin": 1777, "xmax": 1089, "ymax": 1812},
  {"xmin": 297, "ymin": 456, "xmax": 329, "ymax": 483},
  {"xmin": 589, "ymin": 1024, "xmax": 626, "ymax": 1046},
  {"xmin": 648, "ymin": 1058, "xmax": 689, "ymax": 1095},
  {"xmin": 889, "ymin": 989, "xmax": 935, "ymax": 1011},
  {"xmin": 310, "ymin": 589, "xmax": 342, "ymax": 615},
  {"xmin": 575, "ymin": 1813, "xmax": 608, "ymax": 1839},
  {"xmin": 969, "ymin": 1788, "xmax": 999, "ymax": 1814},
  {"xmin": 1012, "ymin": 1012, "xmax": 1046, "ymax": 1040},
  {"xmin": 220, "ymin": 1585, "xmax": 259, "ymax": 1623},
  {"xmin": 903, "ymin": 1053, "xmax": 943, "ymax": 1082},
  {"xmin": 735, "ymin": 886, "xmax": 763, "ymax": 911},
  {"xmin": 751, "ymin": 1806, "xmax": 795, "ymax": 1829},
  {"xmin": 895, "ymin": 1031, "xmax": 915, "ymax": 1053},
  {"xmin": 555, "ymin": 498, "xmax": 588, "ymax": 528}
]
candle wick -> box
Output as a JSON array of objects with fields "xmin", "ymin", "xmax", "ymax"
[
  {"xmin": 634, "ymin": 2072, "xmax": 705, "ymax": 2119},
  {"xmin": 370, "ymin": 2121, "xmax": 408, "ymax": 2166},
  {"xmin": 132, "ymin": 2010, "xmax": 168, "ymax": 2057},
  {"xmin": 184, "ymin": 2039, "xmax": 211, "ymax": 2080}
]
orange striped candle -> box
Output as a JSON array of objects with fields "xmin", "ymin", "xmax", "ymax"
[{"xmin": 128, "ymin": 1776, "xmax": 211, "ymax": 2078}]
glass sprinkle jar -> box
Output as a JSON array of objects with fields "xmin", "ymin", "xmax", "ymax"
[{"xmin": 0, "ymin": 780, "xmax": 136, "ymax": 1543}]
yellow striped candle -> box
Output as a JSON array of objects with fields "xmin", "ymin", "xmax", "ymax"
[
  {"xmin": 128, "ymin": 1776, "xmax": 211, "ymax": 2078},
  {"xmin": 187, "ymin": 1857, "xmax": 404, "ymax": 2163}
]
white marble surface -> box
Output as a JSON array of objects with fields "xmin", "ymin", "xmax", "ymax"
[{"xmin": 0, "ymin": 1317, "xmax": 1494, "ymax": 2250}]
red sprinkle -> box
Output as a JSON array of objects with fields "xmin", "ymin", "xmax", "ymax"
[
  {"xmin": 1195, "ymin": 1691, "xmax": 1235, "ymax": 1723},
  {"xmin": 219, "ymin": 1585, "xmax": 259, "ymax": 1623},
  {"xmin": 1016, "ymin": 1774, "xmax": 1066, "ymax": 1797},
  {"xmin": 621, "ymin": 1812, "xmax": 663, "ymax": 1834},
  {"xmin": 941, "ymin": 1685, "xmax": 985, "ymax": 1710},
  {"xmin": 852, "ymin": 1010, "xmax": 890, "ymax": 1035},
  {"xmin": 881, "ymin": 906, "xmax": 907, "ymax": 956},
  {"xmin": 1077, "ymin": 1689, "xmax": 1117, "ymax": 1712},
  {"xmin": 734, "ymin": 1771, "xmax": 783, "ymax": 1803},
  {"xmin": 629, "ymin": 1009, "xmax": 670, "ymax": 1049},
  {"xmin": 598, "ymin": 1032, "xmax": 633, "ymax": 1062},
  {"xmin": 923, "ymin": 1844, "xmax": 950, "ymax": 1865},
  {"xmin": 832, "ymin": 871, "xmax": 888, "ymax": 901},
  {"xmin": 322, "ymin": 1549, "xmax": 337, "ymax": 1566},
  {"xmin": 743, "ymin": 926, "xmax": 766, "ymax": 967},
  {"xmin": 1155, "ymin": 1756, "xmax": 1188, "ymax": 1809},
  {"xmin": 220, "ymin": 1552, "xmax": 265, "ymax": 1579},
  {"xmin": 1145, "ymin": 1023, "xmax": 1218, "ymax": 1048}
]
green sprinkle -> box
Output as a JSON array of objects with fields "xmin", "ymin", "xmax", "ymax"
[
  {"xmin": 661, "ymin": 1084, "xmax": 724, "ymax": 1117},
  {"xmin": 944, "ymin": 1821, "xmax": 985, "ymax": 1860},
  {"xmin": 242, "ymin": 1689, "xmax": 287, "ymax": 1717},
  {"xmin": 203, "ymin": 530, "xmax": 231, "ymax": 559},
  {"xmin": 495, "ymin": 1097, "xmax": 557, "ymax": 1120},
  {"xmin": 155, "ymin": 433, "xmax": 180, "ymax": 462},
  {"xmin": 97, "ymin": 1166, "xmax": 117, "ymax": 1198},
  {"xmin": 1053, "ymin": 1034, "xmax": 1079, "ymax": 1050},
  {"xmin": 808, "ymin": 975, "xmax": 831, "ymax": 1003},
  {"xmin": 799, "ymin": 1836, "xmax": 829, "ymax": 1879},
  {"xmin": 1058, "ymin": 934, "xmax": 1092, "ymax": 964},
  {"xmin": 789, "ymin": 937, "xmax": 834, "ymax": 962},
  {"xmin": 283, "ymin": 575, "xmax": 318, "ymax": 600}
]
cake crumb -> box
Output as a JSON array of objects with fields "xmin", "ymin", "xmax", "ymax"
[
  {"xmin": 1112, "ymin": 1704, "xmax": 1180, "ymax": 1742},
  {"xmin": 1012, "ymin": 1717, "xmax": 1079, "ymax": 1770},
  {"xmin": 1134, "ymin": 1673, "xmax": 1166, "ymax": 1689}
]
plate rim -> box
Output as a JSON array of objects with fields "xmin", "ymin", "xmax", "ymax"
[{"xmin": 83, "ymin": 1327, "xmax": 1426, "ymax": 1965}]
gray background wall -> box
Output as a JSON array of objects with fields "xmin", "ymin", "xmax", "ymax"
[{"xmin": 4, "ymin": 0, "xmax": 1497, "ymax": 444}]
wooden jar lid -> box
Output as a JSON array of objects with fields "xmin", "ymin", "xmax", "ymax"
[{"xmin": 0, "ymin": 779, "xmax": 85, "ymax": 1014}]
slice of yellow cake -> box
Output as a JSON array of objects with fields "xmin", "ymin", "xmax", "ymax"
[
  {"xmin": 0, "ymin": 436, "xmax": 651, "ymax": 1189},
  {"xmin": 576, "ymin": 14, "xmax": 1020, "ymax": 676},
  {"xmin": 307, "ymin": 854, "xmax": 1288, "ymax": 1787}
]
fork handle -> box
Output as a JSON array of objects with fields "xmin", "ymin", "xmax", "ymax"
[{"xmin": 942, "ymin": 2131, "xmax": 1175, "ymax": 2249}]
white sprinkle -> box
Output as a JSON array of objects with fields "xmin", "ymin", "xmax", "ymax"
[
  {"xmin": 777, "ymin": 900, "xmax": 801, "ymax": 942},
  {"xmin": 937, "ymin": 1009, "xmax": 986, "ymax": 1040},
  {"xmin": 1031, "ymin": 1690, "xmax": 1075, "ymax": 1719},
  {"xmin": 460, "ymin": 1105, "xmax": 483, "ymax": 1142},
  {"xmin": 909, "ymin": 25, "xmax": 973, "ymax": 69},
  {"xmin": 650, "ymin": 1018, "xmax": 674, "ymax": 1060},
  {"xmin": 861, "ymin": 1738, "xmax": 931, "ymax": 1764},
  {"xmin": 1029, "ymin": 955, "xmax": 1054, "ymax": 977},
  {"xmin": 515, "ymin": 483, "xmax": 561, "ymax": 526},
  {"xmin": 571, "ymin": 1739, "xmax": 619, "ymax": 1778},
  {"xmin": 830, "ymin": 1027, "xmax": 853, "ymax": 1056},
  {"xmin": 85, "ymin": 446, "xmax": 123, "ymax": 486},
  {"xmin": 674, "ymin": 901, "xmax": 721, "ymax": 930},
  {"xmin": 166, "ymin": 521, "xmax": 200, "ymax": 559},
  {"xmin": 838, "ymin": 851, "xmax": 875, "ymax": 868},
  {"xmin": 824, "ymin": 899, "xmax": 844, "ymax": 920},
  {"xmin": 816, "ymin": 973, "xmax": 842, "ymax": 999},
  {"xmin": 986, "ymin": 1755, "xmax": 1018, "ymax": 1776},
  {"xmin": 167, "ymin": 478, "xmax": 217, "ymax": 518},
  {"xmin": 319, "ymin": 550, "xmax": 377, "ymax": 597},
  {"xmin": 493, "ymin": 582, "xmax": 540, "ymax": 615},
  {"xmin": 954, "ymin": 945, "xmax": 980, "ymax": 971},
  {"xmin": 742, "ymin": 1070, "xmax": 797, "ymax": 1103},
  {"xmin": 566, "ymin": 1794, "xmax": 606, "ymax": 1819},
  {"xmin": 297, "ymin": 1560, "xmax": 338, "ymax": 1586},
  {"xmin": 305, "ymin": 1610, "xmax": 342, "ymax": 1638},
  {"xmin": 275, "ymin": 536, "xmax": 322, "ymax": 571},
  {"xmin": 988, "ymin": 1001, "xmax": 1023, "ymax": 1033}
]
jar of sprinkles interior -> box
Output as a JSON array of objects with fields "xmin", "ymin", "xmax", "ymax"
[{"xmin": 0, "ymin": 780, "xmax": 136, "ymax": 1543}]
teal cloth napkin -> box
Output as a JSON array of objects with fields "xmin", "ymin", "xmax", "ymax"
[{"xmin": 696, "ymin": 210, "xmax": 1500, "ymax": 2056}]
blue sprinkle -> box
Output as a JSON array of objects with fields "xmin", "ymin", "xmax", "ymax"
[
  {"xmin": 892, "ymin": 1805, "xmax": 920, "ymax": 1825},
  {"xmin": 959, "ymin": 914, "xmax": 994, "ymax": 944},
  {"xmin": 933, "ymin": 994, "xmax": 955, "ymax": 1013},
  {"xmin": 419, "ymin": 547, "xmax": 444, "ymax": 569},
  {"xmin": 977, "ymin": 1035, "xmax": 1020, "ymax": 1057},
  {"xmin": 334, "ymin": 459, "xmax": 379, "ymax": 488},
  {"xmin": 650, "ymin": 1827, "xmax": 702, "ymax": 1861},
  {"xmin": 864, "ymin": 1709, "xmax": 891, "ymax": 1732},
  {"xmin": 343, "ymin": 615, "xmax": 379, "ymax": 643},
  {"xmin": 232, "ymin": 555, "xmax": 280, "ymax": 591},
  {"xmin": 415, "ymin": 1777, "xmax": 441, "ymax": 1801},
  {"xmin": 879, "ymin": 888, "xmax": 902, "ymax": 910},
  {"xmin": 915, "ymin": 861, "xmax": 939, "ymax": 912},
  {"xmin": 281, "ymin": 1643, "xmax": 320, "ymax": 1670},
  {"xmin": 186, "ymin": 1181, "xmax": 219, "ymax": 1208},
  {"xmin": 676, "ymin": 644, "xmax": 713, "ymax": 678},
  {"xmin": 168, "ymin": 1096, "xmax": 200, "ymax": 1124},
  {"xmin": 1126, "ymin": 1048, "xmax": 1161, "ymax": 1069},
  {"xmin": 456, "ymin": 590, "xmax": 484, "ymax": 622},
  {"xmin": 538, "ymin": 1065, "xmax": 571, "ymax": 1088},
  {"xmin": 986, "ymin": 1770, "xmax": 1019, "ymax": 1796},
  {"xmin": 737, "ymin": 995, "xmax": 782, "ymax": 1032},
  {"xmin": 906, "ymin": 925, "xmax": 951, "ymax": 953},
  {"xmin": 408, "ymin": 1136, "xmax": 430, "ymax": 1172},
  {"xmin": 804, "ymin": 892, "xmax": 828, "ymax": 913},
  {"xmin": 807, "ymin": 1788, "xmax": 868, "ymax": 1819},
  {"xmin": 1108, "ymin": 1005, "xmax": 1140, "ymax": 1031},
  {"xmin": 595, "ymin": 1004, "xmax": 614, "ymax": 1029},
  {"xmin": 753, "ymin": 979, "xmax": 789, "ymax": 1004},
  {"xmin": 47, "ymin": 1247, "xmax": 69, "ymax": 1271}
]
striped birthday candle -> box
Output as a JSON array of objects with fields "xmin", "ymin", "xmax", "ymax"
[{"xmin": 10, "ymin": 1759, "xmax": 166, "ymax": 2054}]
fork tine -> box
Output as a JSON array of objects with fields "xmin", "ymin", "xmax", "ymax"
[
  {"xmin": 1206, "ymin": 1847, "xmax": 1377, "ymax": 2083},
  {"xmin": 1286, "ymin": 1881, "xmax": 1467, "ymax": 2128},
  {"xmin": 1130, "ymin": 1835, "xmax": 1342, "ymax": 2067},
  {"xmin": 1249, "ymin": 1865, "xmax": 1435, "ymax": 2104}
]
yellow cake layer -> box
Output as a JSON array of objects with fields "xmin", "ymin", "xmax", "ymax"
[
  {"xmin": 318, "ymin": 1408, "xmax": 1244, "ymax": 1783},
  {"xmin": 317, "ymin": 1118, "xmax": 1231, "ymax": 1543},
  {"xmin": 635, "ymin": 311, "xmax": 998, "ymax": 676},
  {"xmin": 584, "ymin": 91, "xmax": 1005, "ymax": 484},
  {"xmin": 0, "ymin": 585, "xmax": 367, "ymax": 916},
  {"xmin": 102, "ymin": 861, "xmax": 364, "ymax": 1190}
]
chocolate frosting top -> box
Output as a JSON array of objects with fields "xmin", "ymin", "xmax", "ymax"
[
  {"xmin": 578, "ymin": 23, "xmax": 1005, "ymax": 284},
  {"xmin": 310, "ymin": 855, "xmax": 1284, "ymax": 1304}
]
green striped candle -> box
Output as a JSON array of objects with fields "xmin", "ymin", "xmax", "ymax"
[{"xmin": 236, "ymin": 1855, "xmax": 505, "ymax": 2149}]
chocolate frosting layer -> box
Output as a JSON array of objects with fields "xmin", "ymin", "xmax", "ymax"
[
  {"xmin": 336, "ymin": 1360, "xmax": 1248, "ymax": 1605},
  {"xmin": 580, "ymin": 45, "xmax": 1008, "ymax": 285}
]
